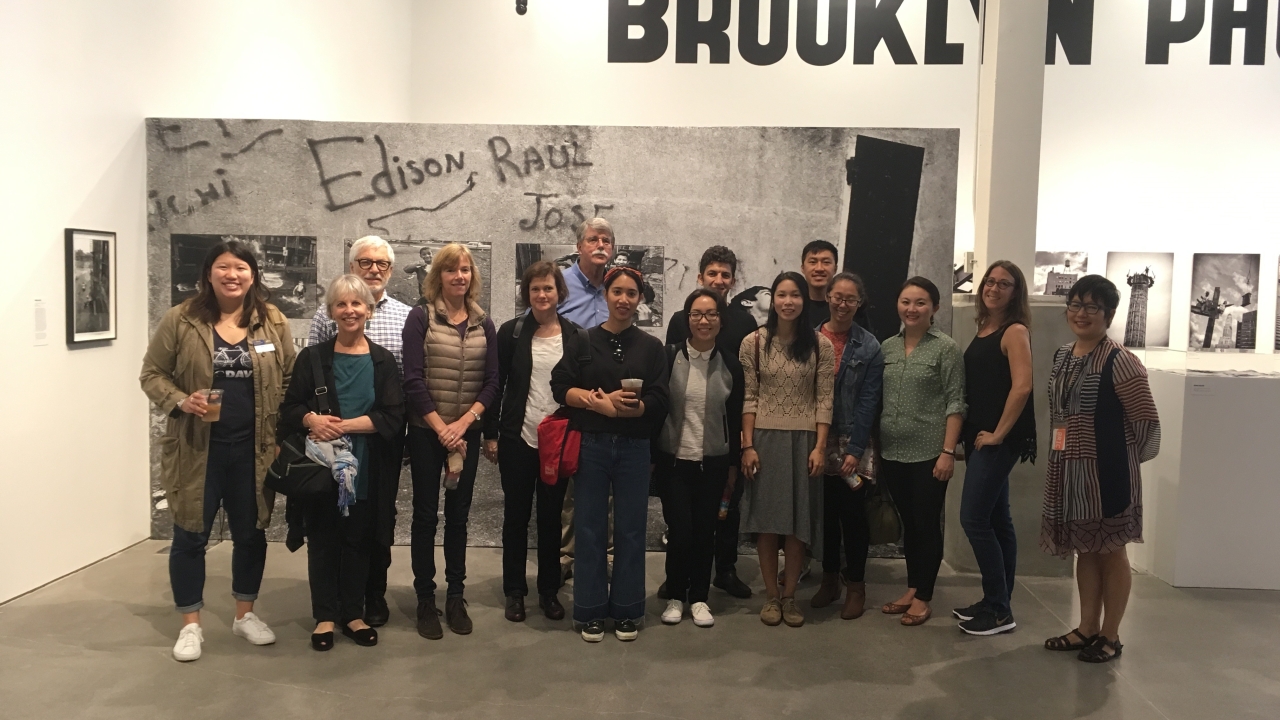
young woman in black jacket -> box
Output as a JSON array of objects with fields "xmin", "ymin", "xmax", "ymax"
[
  {"xmin": 278, "ymin": 275, "xmax": 405, "ymax": 651},
  {"xmin": 482, "ymin": 261, "xmax": 577, "ymax": 623},
  {"xmin": 655, "ymin": 289, "xmax": 745, "ymax": 629}
]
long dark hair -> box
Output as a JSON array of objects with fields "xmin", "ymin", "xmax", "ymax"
[
  {"xmin": 184, "ymin": 240, "xmax": 271, "ymax": 327},
  {"xmin": 975, "ymin": 260, "xmax": 1032, "ymax": 331},
  {"xmin": 765, "ymin": 271, "xmax": 817, "ymax": 361}
]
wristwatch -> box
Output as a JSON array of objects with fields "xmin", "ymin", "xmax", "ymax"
[{"xmin": 470, "ymin": 410, "xmax": 482, "ymax": 423}]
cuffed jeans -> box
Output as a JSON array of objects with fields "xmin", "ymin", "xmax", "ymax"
[
  {"xmin": 408, "ymin": 424, "xmax": 481, "ymax": 600},
  {"xmin": 499, "ymin": 435, "xmax": 569, "ymax": 598},
  {"xmin": 959, "ymin": 443, "xmax": 1019, "ymax": 615},
  {"xmin": 169, "ymin": 439, "xmax": 266, "ymax": 613},
  {"xmin": 660, "ymin": 458, "xmax": 729, "ymax": 604},
  {"xmin": 820, "ymin": 475, "xmax": 870, "ymax": 583},
  {"xmin": 572, "ymin": 433, "xmax": 650, "ymax": 624},
  {"xmin": 882, "ymin": 457, "xmax": 949, "ymax": 602}
]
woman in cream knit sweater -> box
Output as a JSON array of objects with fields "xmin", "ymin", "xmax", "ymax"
[{"xmin": 739, "ymin": 271, "xmax": 835, "ymax": 628}]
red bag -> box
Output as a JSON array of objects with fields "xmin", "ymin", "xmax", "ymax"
[{"xmin": 537, "ymin": 409, "xmax": 581, "ymax": 486}]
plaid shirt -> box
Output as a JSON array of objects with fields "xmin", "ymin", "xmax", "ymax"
[{"xmin": 307, "ymin": 294, "xmax": 412, "ymax": 378}]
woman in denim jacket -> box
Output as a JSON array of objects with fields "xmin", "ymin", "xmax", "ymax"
[{"xmin": 811, "ymin": 272, "xmax": 884, "ymax": 620}]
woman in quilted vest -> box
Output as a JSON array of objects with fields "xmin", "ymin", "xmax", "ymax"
[{"xmin": 402, "ymin": 243, "xmax": 499, "ymax": 640}]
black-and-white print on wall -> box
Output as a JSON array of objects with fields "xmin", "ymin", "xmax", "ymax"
[
  {"xmin": 731, "ymin": 286, "xmax": 773, "ymax": 328},
  {"xmin": 1033, "ymin": 251, "xmax": 1089, "ymax": 296},
  {"xmin": 1189, "ymin": 253, "xmax": 1260, "ymax": 352},
  {"xmin": 1105, "ymin": 252, "xmax": 1174, "ymax": 348},
  {"xmin": 146, "ymin": 119, "xmax": 959, "ymax": 547},
  {"xmin": 514, "ymin": 243, "xmax": 665, "ymax": 326},
  {"xmin": 170, "ymin": 234, "xmax": 318, "ymax": 319},
  {"xmin": 64, "ymin": 228, "xmax": 116, "ymax": 343},
  {"xmin": 342, "ymin": 238, "xmax": 492, "ymax": 312}
]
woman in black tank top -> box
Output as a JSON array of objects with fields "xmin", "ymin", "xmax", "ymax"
[{"xmin": 954, "ymin": 261, "xmax": 1036, "ymax": 636}]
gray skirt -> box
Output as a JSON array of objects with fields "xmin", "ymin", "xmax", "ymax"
[{"xmin": 740, "ymin": 428, "xmax": 823, "ymax": 552}]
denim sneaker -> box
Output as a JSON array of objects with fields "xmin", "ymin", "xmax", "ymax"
[
  {"xmin": 952, "ymin": 600, "xmax": 988, "ymax": 622},
  {"xmin": 959, "ymin": 609, "xmax": 1017, "ymax": 636}
]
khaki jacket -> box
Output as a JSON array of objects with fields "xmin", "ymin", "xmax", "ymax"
[{"xmin": 140, "ymin": 303, "xmax": 296, "ymax": 532}]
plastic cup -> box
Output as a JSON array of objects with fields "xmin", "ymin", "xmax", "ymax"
[
  {"xmin": 201, "ymin": 389, "xmax": 224, "ymax": 422},
  {"xmin": 620, "ymin": 378, "xmax": 643, "ymax": 392}
]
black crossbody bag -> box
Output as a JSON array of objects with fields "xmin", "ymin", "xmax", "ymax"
[{"xmin": 265, "ymin": 348, "xmax": 335, "ymax": 498}]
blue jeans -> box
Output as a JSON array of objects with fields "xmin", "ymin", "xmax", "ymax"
[
  {"xmin": 169, "ymin": 439, "xmax": 267, "ymax": 613},
  {"xmin": 960, "ymin": 443, "xmax": 1019, "ymax": 616},
  {"xmin": 572, "ymin": 433, "xmax": 650, "ymax": 624}
]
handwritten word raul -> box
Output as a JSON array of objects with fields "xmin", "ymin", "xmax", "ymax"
[{"xmin": 488, "ymin": 136, "xmax": 593, "ymax": 183}]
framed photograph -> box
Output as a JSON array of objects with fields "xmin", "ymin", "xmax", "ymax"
[{"xmin": 65, "ymin": 228, "xmax": 117, "ymax": 343}]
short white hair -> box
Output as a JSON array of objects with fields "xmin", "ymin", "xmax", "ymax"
[
  {"xmin": 326, "ymin": 274, "xmax": 377, "ymax": 320},
  {"xmin": 348, "ymin": 235, "xmax": 394, "ymax": 265},
  {"xmin": 575, "ymin": 218, "xmax": 614, "ymax": 245}
]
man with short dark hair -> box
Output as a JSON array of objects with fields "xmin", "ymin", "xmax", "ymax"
[
  {"xmin": 661, "ymin": 245, "xmax": 755, "ymax": 600},
  {"xmin": 801, "ymin": 239, "xmax": 839, "ymax": 326}
]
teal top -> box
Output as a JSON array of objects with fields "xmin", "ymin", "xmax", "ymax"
[
  {"xmin": 880, "ymin": 327, "xmax": 967, "ymax": 463},
  {"xmin": 333, "ymin": 352, "xmax": 376, "ymax": 500}
]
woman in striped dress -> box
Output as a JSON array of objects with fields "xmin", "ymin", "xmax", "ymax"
[{"xmin": 1041, "ymin": 275, "xmax": 1160, "ymax": 663}]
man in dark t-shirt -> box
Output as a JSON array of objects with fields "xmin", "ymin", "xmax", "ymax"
[
  {"xmin": 801, "ymin": 239, "xmax": 840, "ymax": 327},
  {"xmin": 663, "ymin": 245, "xmax": 756, "ymax": 600}
]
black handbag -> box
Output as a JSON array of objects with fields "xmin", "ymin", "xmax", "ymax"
[{"xmin": 265, "ymin": 348, "xmax": 335, "ymax": 498}]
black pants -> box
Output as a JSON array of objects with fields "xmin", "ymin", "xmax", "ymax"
[
  {"xmin": 882, "ymin": 457, "xmax": 949, "ymax": 602},
  {"xmin": 364, "ymin": 430, "xmax": 403, "ymax": 601},
  {"xmin": 408, "ymin": 424, "xmax": 481, "ymax": 599},
  {"xmin": 304, "ymin": 495, "xmax": 373, "ymax": 624},
  {"xmin": 820, "ymin": 475, "xmax": 870, "ymax": 583},
  {"xmin": 499, "ymin": 435, "xmax": 569, "ymax": 598},
  {"xmin": 169, "ymin": 439, "xmax": 266, "ymax": 612},
  {"xmin": 661, "ymin": 459, "xmax": 729, "ymax": 604},
  {"xmin": 714, "ymin": 476, "xmax": 744, "ymax": 575}
]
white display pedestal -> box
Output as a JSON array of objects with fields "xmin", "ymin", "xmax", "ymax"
[{"xmin": 1137, "ymin": 365, "xmax": 1280, "ymax": 590}]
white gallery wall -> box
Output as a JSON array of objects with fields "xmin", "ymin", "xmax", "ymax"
[{"xmin": 0, "ymin": 0, "xmax": 413, "ymax": 603}]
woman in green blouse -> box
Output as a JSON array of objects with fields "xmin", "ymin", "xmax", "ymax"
[{"xmin": 878, "ymin": 277, "xmax": 966, "ymax": 627}]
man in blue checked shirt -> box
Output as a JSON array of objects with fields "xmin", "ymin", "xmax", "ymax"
[
  {"xmin": 559, "ymin": 218, "xmax": 614, "ymax": 329},
  {"xmin": 306, "ymin": 234, "xmax": 411, "ymax": 629}
]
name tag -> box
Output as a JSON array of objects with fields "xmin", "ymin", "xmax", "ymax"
[
  {"xmin": 253, "ymin": 340, "xmax": 276, "ymax": 354},
  {"xmin": 1051, "ymin": 421, "xmax": 1067, "ymax": 452}
]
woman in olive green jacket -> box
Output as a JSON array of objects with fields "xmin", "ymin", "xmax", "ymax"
[{"xmin": 140, "ymin": 240, "xmax": 295, "ymax": 663}]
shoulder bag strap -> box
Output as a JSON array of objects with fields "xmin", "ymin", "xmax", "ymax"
[
  {"xmin": 311, "ymin": 346, "xmax": 332, "ymax": 416},
  {"xmin": 513, "ymin": 313, "xmax": 527, "ymax": 340}
]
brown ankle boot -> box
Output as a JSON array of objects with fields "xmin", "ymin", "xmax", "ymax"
[
  {"xmin": 810, "ymin": 572, "xmax": 842, "ymax": 608},
  {"xmin": 841, "ymin": 580, "xmax": 866, "ymax": 619}
]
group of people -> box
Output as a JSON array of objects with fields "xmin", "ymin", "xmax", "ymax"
[{"xmin": 141, "ymin": 219, "xmax": 1159, "ymax": 666}]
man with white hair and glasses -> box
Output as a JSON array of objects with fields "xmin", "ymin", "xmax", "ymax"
[{"xmin": 307, "ymin": 235, "xmax": 412, "ymax": 628}]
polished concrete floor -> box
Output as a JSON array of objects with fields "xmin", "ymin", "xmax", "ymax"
[{"xmin": 2, "ymin": 541, "xmax": 1278, "ymax": 720}]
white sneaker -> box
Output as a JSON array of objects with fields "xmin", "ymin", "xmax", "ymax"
[
  {"xmin": 691, "ymin": 602, "xmax": 715, "ymax": 628},
  {"xmin": 232, "ymin": 612, "xmax": 277, "ymax": 645},
  {"xmin": 172, "ymin": 623, "xmax": 203, "ymax": 662},
  {"xmin": 661, "ymin": 599, "xmax": 684, "ymax": 625}
]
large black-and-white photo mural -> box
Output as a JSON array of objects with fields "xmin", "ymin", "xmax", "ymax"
[
  {"xmin": 1189, "ymin": 253, "xmax": 1261, "ymax": 352},
  {"xmin": 146, "ymin": 119, "xmax": 960, "ymax": 545},
  {"xmin": 1105, "ymin": 252, "xmax": 1174, "ymax": 349}
]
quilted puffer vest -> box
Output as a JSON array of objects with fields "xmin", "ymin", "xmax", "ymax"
[{"xmin": 410, "ymin": 298, "xmax": 489, "ymax": 426}]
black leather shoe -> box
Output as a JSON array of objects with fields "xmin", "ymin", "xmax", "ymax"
[
  {"xmin": 416, "ymin": 598, "xmax": 443, "ymax": 640},
  {"xmin": 505, "ymin": 595, "xmax": 526, "ymax": 622},
  {"xmin": 311, "ymin": 631, "xmax": 334, "ymax": 651},
  {"xmin": 713, "ymin": 571, "xmax": 753, "ymax": 599},
  {"xmin": 446, "ymin": 597, "xmax": 473, "ymax": 635},
  {"xmin": 539, "ymin": 593, "xmax": 566, "ymax": 620},
  {"xmin": 342, "ymin": 624, "xmax": 378, "ymax": 646},
  {"xmin": 365, "ymin": 595, "xmax": 390, "ymax": 628},
  {"xmin": 656, "ymin": 581, "xmax": 671, "ymax": 600}
]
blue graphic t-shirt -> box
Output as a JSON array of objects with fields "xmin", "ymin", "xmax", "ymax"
[{"xmin": 211, "ymin": 329, "xmax": 255, "ymax": 442}]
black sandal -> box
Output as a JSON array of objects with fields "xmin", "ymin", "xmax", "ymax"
[
  {"xmin": 1078, "ymin": 635, "xmax": 1123, "ymax": 663},
  {"xmin": 342, "ymin": 624, "xmax": 378, "ymax": 647},
  {"xmin": 311, "ymin": 631, "xmax": 334, "ymax": 651},
  {"xmin": 1044, "ymin": 629, "xmax": 1095, "ymax": 651}
]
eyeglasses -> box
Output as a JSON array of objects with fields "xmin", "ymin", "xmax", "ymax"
[
  {"xmin": 1066, "ymin": 302, "xmax": 1103, "ymax": 316},
  {"xmin": 983, "ymin": 278, "xmax": 1015, "ymax": 291},
  {"xmin": 355, "ymin": 259, "xmax": 391, "ymax": 271},
  {"xmin": 689, "ymin": 311, "xmax": 720, "ymax": 323},
  {"xmin": 608, "ymin": 335, "xmax": 625, "ymax": 363},
  {"xmin": 829, "ymin": 295, "xmax": 860, "ymax": 308}
]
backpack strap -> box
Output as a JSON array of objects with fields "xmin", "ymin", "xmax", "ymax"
[
  {"xmin": 576, "ymin": 327, "xmax": 592, "ymax": 364},
  {"xmin": 513, "ymin": 313, "xmax": 528, "ymax": 340}
]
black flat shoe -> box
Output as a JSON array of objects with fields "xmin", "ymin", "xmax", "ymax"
[
  {"xmin": 342, "ymin": 625, "xmax": 378, "ymax": 647},
  {"xmin": 311, "ymin": 631, "xmax": 334, "ymax": 651},
  {"xmin": 713, "ymin": 571, "xmax": 753, "ymax": 599},
  {"xmin": 539, "ymin": 594, "xmax": 566, "ymax": 620},
  {"xmin": 505, "ymin": 595, "xmax": 526, "ymax": 622},
  {"xmin": 365, "ymin": 595, "xmax": 390, "ymax": 628}
]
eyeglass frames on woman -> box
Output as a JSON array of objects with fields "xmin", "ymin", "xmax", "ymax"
[
  {"xmin": 355, "ymin": 259, "xmax": 392, "ymax": 271},
  {"xmin": 828, "ymin": 294, "xmax": 860, "ymax": 308},
  {"xmin": 688, "ymin": 311, "xmax": 720, "ymax": 323},
  {"xmin": 1066, "ymin": 302, "xmax": 1103, "ymax": 316},
  {"xmin": 983, "ymin": 278, "xmax": 1015, "ymax": 291}
]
